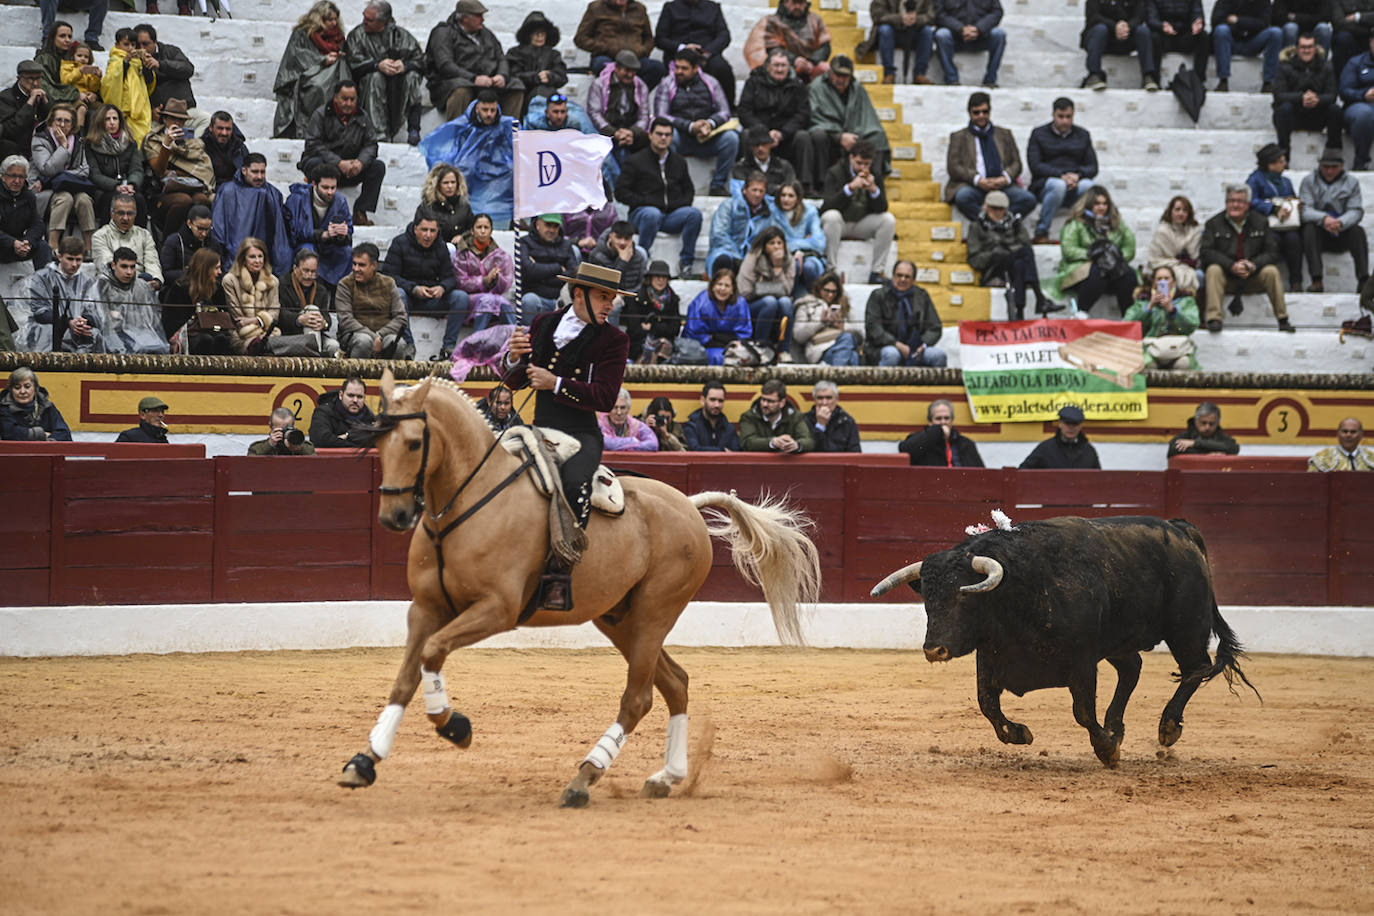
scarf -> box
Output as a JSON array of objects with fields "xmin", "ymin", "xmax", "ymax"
[
  {"xmin": 311, "ymin": 184, "xmax": 331, "ymax": 224},
  {"xmin": 92, "ymin": 128, "xmax": 130, "ymax": 157},
  {"xmin": 311, "ymin": 24, "xmax": 345, "ymax": 54},
  {"xmin": 291, "ymin": 273, "xmax": 322, "ymax": 312},
  {"xmin": 894, "ymin": 287, "xmax": 914, "ymax": 343},
  {"xmin": 51, "ymin": 127, "xmax": 74, "ymax": 153},
  {"xmin": 471, "ymin": 236, "xmax": 491, "ymax": 255},
  {"xmin": 969, "ymin": 122, "xmax": 1002, "ymax": 179}
]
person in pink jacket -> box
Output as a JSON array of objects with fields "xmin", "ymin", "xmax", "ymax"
[
  {"xmin": 449, "ymin": 213, "xmax": 515, "ymax": 329},
  {"xmin": 598, "ymin": 387, "xmax": 659, "ymax": 450}
]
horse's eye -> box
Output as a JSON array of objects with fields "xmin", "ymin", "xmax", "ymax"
[{"xmin": 407, "ymin": 440, "xmax": 421, "ymax": 452}]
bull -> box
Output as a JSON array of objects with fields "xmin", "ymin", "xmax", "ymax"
[{"xmin": 871, "ymin": 515, "xmax": 1257, "ymax": 767}]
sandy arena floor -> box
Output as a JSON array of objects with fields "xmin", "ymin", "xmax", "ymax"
[{"xmin": 1, "ymin": 646, "xmax": 1371, "ymax": 915}]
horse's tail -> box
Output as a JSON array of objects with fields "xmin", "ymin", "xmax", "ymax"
[{"xmin": 691, "ymin": 490, "xmax": 821, "ymax": 647}]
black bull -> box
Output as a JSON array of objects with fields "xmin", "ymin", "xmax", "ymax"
[{"xmin": 872, "ymin": 516, "xmax": 1258, "ymax": 767}]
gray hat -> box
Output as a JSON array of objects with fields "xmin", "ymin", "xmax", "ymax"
[
  {"xmin": 1058, "ymin": 405, "xmax": 1085, "ymax": 423},
  {"xmin": 830, "ymin": 55, "xmax": 854, "ymax": 75},
  {"xmin": 1319, "ymin": 146, "xmax": 1345, "ymax": 165},
  {"xmin": 454, "ymin": 0, "xmax": 487, "ymax": 15},
  {"xmin": 16, "ymin": 60, "xmax": 42, "ymax": 76},
  {"xmin": 984, "ymin": 190, "xmax": 1010, "ymax": 209},
  {"xmin": 614, "ymin": 49, "xmax": 641, "ymax": 71}
]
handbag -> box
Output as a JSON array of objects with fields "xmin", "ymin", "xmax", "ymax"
[
  {"xmin": 50, "ymin": 171, "xmax": 98, "ymax": 195},
  {"xmin": 161, "ymin": 173, "xmax": 208, "ymax": 194},
  {"xmin": 190, "ymin": 309, "xmax": 235, "ymax": 333},
  {"xmin": 722, "ymin": 339, "xmax": 775, "ymax": 367},
  {"xmin": 1144, "ymin": 335, "xmax": 1196, "ymax": 370},
  {"xmin": 1268, "ymin": 197, "xmax": 1301, "ymax": 231}
]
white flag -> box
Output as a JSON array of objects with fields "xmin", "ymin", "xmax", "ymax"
[{"xmin": 513, "ymin": 129, "xmax": 613, "ymax": 219}]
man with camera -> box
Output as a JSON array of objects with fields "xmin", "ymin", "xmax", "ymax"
[{"xmin": 248, "ymin": 407, "xmax": 317, "ymax": 456}]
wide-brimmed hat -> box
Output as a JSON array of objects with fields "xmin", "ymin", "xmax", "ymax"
[
  {"xmin": 645, "ymin": 259, "xmax": 672, "ymax": 278},
  {"xmin": 558, "ymin": 262, "xmax": 637, "ymax": 297},
  {"xmin": 161, "ymin": 98, "xmax": 189, "ymax": 120}
]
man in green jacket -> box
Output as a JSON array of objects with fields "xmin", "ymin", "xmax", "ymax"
[
  {"xmin": 739, "ymin": 379, "xmax": 815, "ymax": 453},
  {"xmin": 802, "ymin": 55, "xmax": 890, "ymax": 182}
]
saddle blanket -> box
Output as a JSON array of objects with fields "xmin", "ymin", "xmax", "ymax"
[{"xmin": 497, "ymin": 426, "xmax": 626, "ymax": 517}]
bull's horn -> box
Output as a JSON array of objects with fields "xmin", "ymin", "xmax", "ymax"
[
  {"xmin": 871, "ymin": 561, "xmax": 922, "ymax": 597},
  {"xmin": 960, "ymin": 556, "xmax": 1004, "ymax": 593}
]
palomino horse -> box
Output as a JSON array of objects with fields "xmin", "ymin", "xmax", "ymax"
[{"xmin": 338, "ymin": 370, "xmax": 821, "ymax": 806}]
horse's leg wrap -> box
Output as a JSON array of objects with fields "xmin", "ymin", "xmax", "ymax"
[
  {"xmin": 583, "ymin": 722, "xmax": 627, "ymax": 772},
  {"xmin": 368, "ymin": 703, "xmax": 406, "ymax": 759},
  {"xmin": 662, "ymin": 713, "xmax": 689, "ymax": 782},
  {"xmin": 421, "ymin": 667, "xmax": 450, "ymax": 716},
  {"xmin": 644, "ymin": 714, "xmax": 688, "ymax": 796}
]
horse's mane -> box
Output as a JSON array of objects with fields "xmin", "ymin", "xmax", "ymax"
[{"xmin": 354, "ymin": 375, "xmax": 499, "ymax": 446}]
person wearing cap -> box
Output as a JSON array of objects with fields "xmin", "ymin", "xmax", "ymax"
[
  {"xmin": 141, "ymin": 97, "xmax": 215, "ymax": 238},
  {"xmin": 576, "ymin": 0, "xmax": 667, "ymax": 89},
  {"xmin": 932, "ymin": 0, "xmax": 1008, "ymax": 87},
  {"xmin": 298, "ymin": 81, "xmax": 386, "ymax": 229},
  {"xmin": 0, "ymin": 61, "xmax": 49, "ymax": 160},
  {"xmin": 743, "ymin": 0, "xmax": 834, "ymax": 82},
  {"xmin": 738, "ymin": 49, "xmax": 816, "ymax": 193},
  {"xmin": 804, "ymin": 55, "xmax": 892, "ymax": 182},
  {"xmin": 1271, "ymin": 31, "xmax": 1342, "ymax": 156},
  {"xmin": 133, "ymin": 23, "xmax": 196, "ymax": 113},
  {"xmin": 1201, "ymin": 183, "xmax": 1294, "ymax": 332},
  {"xmin": 587, "ymin": 50, "xmax": 652, "ymax": 175},
  {"xmin": 652, "ymin": 48, "xmax": 738, "ymax": 196},
  {"xmin": 732, "ymin": 125, "xmax": 798, "ymax": 195},
  {"xmin": 345, "ymin": 2, "xmax": 425, "ymax": 145},
  {"xmin": 965, "ymin": 188, "xmax": 1059, "ymax": 319},
  {"xmin": 503, "ymin": 262, "xmax": 634, "ymax": 610},
  {"xmin": 654, "ymin": 0, "xmax": 735, "ymax": 105},
  {"xmin": 1298, "ymin": 147, "xmax": 1368, "ymax": 293},
  {"xmin": 623, "ymin": 258, "xmax": 682, "ymax": 362},
  {"xmin": 945, "ymin": 91, "xmax": 1034, "ymax": 222},
  {"xmin": 1019, "ymin": 405, "xmax": 1102, "ymax": 469},
  {"xmin": 1025, "ymin": 97, "xmax": 1098, "ymax": 245},
  {"xmin": 116, "ymin": 396, "xmax": 171, "ymax": 444},
  {"xmin": 616, "ymin": 117, "xmax": 703, "ymax": 280},
  {"xmin": 425, "ymin": 0, "xmax": 525, "ymax": 121},
  {"xmin": 519, "ymin": 212, "xmax": 583, "ymax": 323}
]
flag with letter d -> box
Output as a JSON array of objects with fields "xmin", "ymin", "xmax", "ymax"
[{"xmin": 514, "ymin": 130, "xmax": 613, "ymax": 219}]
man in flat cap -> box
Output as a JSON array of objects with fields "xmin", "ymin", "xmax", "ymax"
[
  {"xmin": 1019, "ymin": 404, "xmax": 1102, "ymax": 469},
  {"xmin": 504, "ymin": 262, "xmax": 634, "ymax": 610},
  {"xmin": 425, "ymin": 0, "xmax": 524, "ymax": 121},
  {"xmin": 116, "ymin": 396, "xmax": 170, "ymax": 443},
  {"xmin": 0, "ymin": 61, "xmax": 49, "ymax": 159}
]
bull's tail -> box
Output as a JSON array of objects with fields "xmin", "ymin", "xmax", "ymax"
[{"xmin": 1169, "ymin": 518, "xmax": 1261, "ymax": 700}]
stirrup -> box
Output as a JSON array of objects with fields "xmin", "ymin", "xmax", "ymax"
[{"xmin": 539, "ymin": 572, "xmax": 575, "ymax": 612}]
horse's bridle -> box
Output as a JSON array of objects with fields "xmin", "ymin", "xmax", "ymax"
[{"xmin": 375, "ymin": 407, "xmax": 534, "ymax": 618}]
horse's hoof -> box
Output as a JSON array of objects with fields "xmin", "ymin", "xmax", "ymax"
[
  {"xmin": 1159, "ymin": 718, "xmax": 1183, "ymax": 748},
  {"xmin": 435, "ymin": 711, "xmax": 473, "ymax": 749},
  {"xmin": 640, "ymin": 778, "xmax": 672, "ymax": 799},
  {"xmin": 560, "ymin": 787, "xmax": 590, "ymax": 808},
  {"xmin": 338, "ymin": 753, "xmax": 377, "ymax": 788}
]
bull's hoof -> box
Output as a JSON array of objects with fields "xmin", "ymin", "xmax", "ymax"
[
  {"xmin": 1159, "ymin": 717, "xmax": 1183, "ymax": 748},
  {"xmin": 1093, "ymin": 735, "xmax": 1122, "ymax": 769},
  {"xmin": 435, "ymin": 711, "xmax": 473, "ymax": 749},
  {"xmin": 997, "ymin": 721, "xmax": 1034, "ymax": 745},
  {"xmin": 338, "ymin": 753, "xmax": 377, "ymax": 788},
  {"xmin": 641, "ymin": 777, "xmax": 673, "ymax": 799},
  {"xmin": 560, "ymin": 786, "xmax": 590, "ymax": 808}
]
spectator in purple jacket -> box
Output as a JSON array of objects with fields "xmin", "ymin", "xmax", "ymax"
[{"xmin": 599, "ymin": 387, "xmax": 659, "ymax": 450}]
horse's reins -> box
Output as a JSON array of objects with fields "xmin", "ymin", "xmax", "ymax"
[{"xmin": 376, "ymin": 403, "xmax": 535, "ymax": 619}]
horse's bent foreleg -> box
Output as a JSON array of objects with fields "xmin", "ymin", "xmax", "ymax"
[
  {"xmin": 416, "ymin": 597, "xmax": 519, "ymax": 746},
  {"xmin": 339, "ymin": 601, "xmax": 443, "ymax": 788}
]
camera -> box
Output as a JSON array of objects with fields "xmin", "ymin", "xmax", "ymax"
[{"xmin": 283, "ymin": 426, "xmax": 305, "ymax": 447}]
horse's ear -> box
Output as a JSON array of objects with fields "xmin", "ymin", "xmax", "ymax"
[
  {"xmin": 409, "ymin": 376, "xmax": 432, "ymax": 409},
  {"xmin": 379, "ymin": 369, "xmax": 395, "ymax": 409}
]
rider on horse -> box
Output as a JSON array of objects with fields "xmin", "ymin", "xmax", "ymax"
[{"xmin": 503, "ymin": 261, "xmax": 634, "ymax": 611}]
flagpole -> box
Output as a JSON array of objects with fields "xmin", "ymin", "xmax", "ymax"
[{"xmin": 511, "ymin": 122, "xmax": 523, "ymax": 307}]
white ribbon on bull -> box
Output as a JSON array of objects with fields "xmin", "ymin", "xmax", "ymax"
[{"xmin": 870, "ymin": 556, "xmax": 1004, "ymax": 597}]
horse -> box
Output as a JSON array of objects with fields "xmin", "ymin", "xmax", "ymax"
[{"xmin": 338, "ymin": 370, "xmax": 822, "ymax": 807}]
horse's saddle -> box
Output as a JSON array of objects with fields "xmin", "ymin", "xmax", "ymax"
[{"xmin": 497, "ymin": 426, "xmax": 626, "ymax": 517}]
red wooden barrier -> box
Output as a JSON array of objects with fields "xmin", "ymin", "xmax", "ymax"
[
  {"xmin": 1, "ymin": 455, "xmax": 1366, "ymax": 608},
  {"xmin": 0, "ymin": 441, "xmax": 205, "ymax": 458},
  {"xmin": 1169, "ymin": 455, "xmax": 1309, "ymax": 472},
  {"xmin": 1, "ymin": 456, "xmax": 53, "ymax": 606}
]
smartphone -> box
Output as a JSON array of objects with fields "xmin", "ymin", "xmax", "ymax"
[{"xmin": 1155, "ymin": 279, "xmax": 1169, "ymax": 296}]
